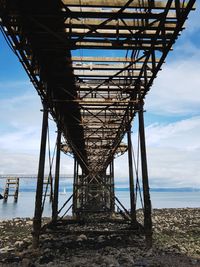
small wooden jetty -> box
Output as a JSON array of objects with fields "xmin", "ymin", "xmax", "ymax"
[{"xmin": 3, "ymin": 177, "xmax": 19, "ymax": 201}]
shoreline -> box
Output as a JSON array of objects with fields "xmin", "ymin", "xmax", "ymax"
[
  {"xmin": 0, "ymin": 208, "xmax": 200, "ymax": 266},
  {"xmin": 0, "ymin": 206, "xmax": 200, "ymax": 221},
  {"xmin": 1, "ymin": 191, "xmax": 200, "ymax": 221}
]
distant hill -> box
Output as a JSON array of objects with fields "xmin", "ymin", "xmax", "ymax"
[
  {"xmin": 1, "ymin": 177, "xmax": 199, "ymax": 193},
  {"xmin": 115, "ymin": 187, "xmax": 200, "ymax": 192},
  {"xmin": 2, "ymin": 187, "xmax": 199, "ymax": 193}
]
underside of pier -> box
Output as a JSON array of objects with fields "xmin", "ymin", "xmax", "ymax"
[{"xmin": 0, "ymin": 0, "xmax": 195, "ymax": 248}]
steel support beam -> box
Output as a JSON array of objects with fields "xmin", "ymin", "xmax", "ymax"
[
  {"xmin": 52, "ymin": 128, "xmax": 61, "ymax": 222},
  {"xmin": 72, "ymin": 157, "xmax": 77, "ymax": 216},
  {"xmin": 127, "ymin": 126, "xmax": 137, "ymax": 224},
  {"xmin": 32, "ymin": 104, "xmax": 48, "ymax": 248},
  {"xmin": 49, "ymin": 174, "xmax": 53, "ymax": 202},
  {"xmin": 110, "ymin": 159, "xmax": 115, "ymax": 212},
  {"xmin": 138, "ymin": 102, "xmax": 152, "ymax": 247}
]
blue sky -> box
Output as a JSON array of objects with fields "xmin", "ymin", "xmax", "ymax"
[{"xmin": 0, "ymin": 4, "xmax": 199, "ymax": 188}]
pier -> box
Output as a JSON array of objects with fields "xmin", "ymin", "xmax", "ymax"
[
  {"xmin": 3, "ymin": 177, "xmax": 19, "ymax": 202},
  {"xmin": 0, "ymin": 0, "xmax": 195, "ymax": 248}
]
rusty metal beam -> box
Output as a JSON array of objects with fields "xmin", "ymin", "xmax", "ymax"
[
  {"xmin": 138, "ymin": 102, "xmax": 152, "ymax": 247},
  {"xmin": 33, "ymin": 105, "xmax": 48, "ymax": 248},
  {"xmin": 52, "ymin": 129, "xmax": 61, "ymax": 222}
]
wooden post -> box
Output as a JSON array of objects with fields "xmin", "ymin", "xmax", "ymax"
[
  {"xmin": 32, "ymin": 104, "xmax": 48, "ymax": 248},
  {"xmin": 52, "ymin": 128, "xmax": 61, "ymax": 222},
  {"xmin": 138, "ymin": 101, "xmax": 152, "ymax": 247},
  {"xmin": 127, "ymin": 126, "xmax": 137, "ymax": 224}
]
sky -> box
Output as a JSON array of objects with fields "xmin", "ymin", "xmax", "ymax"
[{"xmin": 0, "ymin": 4, "xmax": 199, "ymax": 188}]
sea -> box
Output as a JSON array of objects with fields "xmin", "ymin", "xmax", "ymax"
[{"xmin": 0, "ymin": 178, "xmax": 199, "ymax": 219}]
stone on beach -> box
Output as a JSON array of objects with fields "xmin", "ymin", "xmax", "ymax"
[{"xmin": 0, "ymin": 208, "xmax": 200, "ymax": 267}]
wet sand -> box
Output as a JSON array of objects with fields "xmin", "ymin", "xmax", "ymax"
[{"xmin": 0, "ymin": 208, "xmax": 200, "ymax": 267}]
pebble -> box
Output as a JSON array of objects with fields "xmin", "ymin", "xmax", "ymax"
[
  {"xmin": 0, "ymin": 246, "xmax": 15, "ymax": 254},
  {"xmin": 97, "ymin": 235, "xmax": 105, "ymax": 243},
  {"xmin": 76, "ymin": 234, "xmax": 87, "ymax": 242},
  {"xmin": 21, "ymin": 257, "xmax": 31, "ymax": 267},
  {"xmin": 14, "ymin": 240, "xmax": 24, "ymax": 247},
  {"xmin": 0, "ymin": 209, "xmax": 199, "ymax": 267}
]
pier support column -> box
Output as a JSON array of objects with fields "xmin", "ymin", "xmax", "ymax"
[
  {"xmin": 49, "ymin": 174, "xmax": 53, "ymax": 203},
  {"xmin": 33, "ymin": 104, "xmax": 49, "ymax": 248},
  {"xmin": 138, "ymin": 101, "xmax": 152, "ymax": 247},
  {"xmin": 110, "ymin": 159, "xmax": 115, "ymax": 212},
  {"xmin": 127, "ymin": 126, "xmax": 137, "ymax": 224},
  {"xmin": 72, "ymin": 158, "xmax": 77, "ymax": 216},
  {"xmin": 52, "ymin": 128, "xmax": 61, "ymax": 222}
]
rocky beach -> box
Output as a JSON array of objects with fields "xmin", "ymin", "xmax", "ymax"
[{"xmin": 0, "ymin": 208, "xmax": 200, "ymax": 267}]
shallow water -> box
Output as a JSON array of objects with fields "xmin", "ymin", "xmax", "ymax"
[{"xmin": 0, "ymin": 190, "xmax": 199, "ymax": 219}]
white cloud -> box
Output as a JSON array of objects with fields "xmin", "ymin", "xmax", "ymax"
[
  {"xmin": 140, "ymin": 7, "xmax": 200, "ymax": 187},
  {"xmin": 0, "ymin": 128, "xmax": 41, "ymax": 152},
  {"xmin": 0, "ymin": 149, "xmax": 74, "ymax": 175},
  {"xmin": 184, "ymin": 3, "xmax": 200, "ymax": 34},
  {"xmin": 146, "ymin": 58, "xmax": 200, "ymax": 115},
  {"xmin": 0, "ymin": 91, "xmax": 199, "ymax": 187},
  {"xmin": 0, "ymin": 80, "xmax": 30, "ymax": 90},
  {"xmin": 114, "ymin": 153, "xmax": 129, "ymax": 182},
  {"xmin": 147, "ymin": 146, "xmax": 200, "ymax": 187},
  {"xmin": 175, "ymin": 39, "xmax": 200, "ymax": 59},
  {"xmin": 0, "ymin": 89, "xmax": 43, "ymax": 154},
  {"xmin": 0, "ymin": 83, "xmax": 75, "ymax": 176},
  {"xmin": 0, "ymin": 150, "xmax": 39, "ymax": 175},
  {"xmin": 0, "ymin": 90, "xmax": 42, "ymax": 128},
  {"xmin": 145, "ymin": 2, "xmax": 200, "ymax": 117},
  {"xmin": 146, "ymin": 116, "xmax": 200, "ymax": 150},
  {"xmin": 114, "ymin": 116, "xmax": 200, "ymax": 187},
  {"xmin": 145, "ymin": 116, "xmax": 200, "ymax": 187}
]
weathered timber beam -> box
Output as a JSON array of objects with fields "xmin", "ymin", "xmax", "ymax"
[
  {"xmin": 77, "ymin": 79, "xmax": 147, "ymax": 84},
  {"xmin": 66, "ymin": 27, "xmax": 175, "ymax": 35},
  {"xmin": 84, "ymin": 137, "xmax": 116, "ymax": 140},
  {"xmin": 74, "ymin": 42, "xmax": 165, "ymax": 50},
  {"xmin": 82, "ymin": 125, "xmax": 121, "ymax": 128},
  {"xmin": 77, "ymin": 80, "xmax": 145, "ymax": 85},
  {"xmin": 65, "ymin": 24, "xmax": 179, "ymax": 32},
  {"xmin": 83, "ymin": 126, "xmax": 122, "ymax": 131},
  {"xmin": 80, "ymin": 107, "xmax": 130, "ymax": 110},
  {"xmin": 74, "ymin": 70, "xmax": 152, "ymax": 77},
  {"xmin": 85, "ymin": 142, "xmax": 114, "ymax": 146},
  {"xmin": 79, "ymin": 103, "xmax": 132, "ymax": 107},
  {"xmin": 23, "ymin": 43, "xmax": 167, "ymax": 51},
  {"xmin": 84, "ymin": 131, "xmax": 120, "ymax": 135},
  {"xmin": 67, "ymin": 9, "xmax": 177, "ymax": 19},
  {"xmin": 81, "ymin": 113, "xmax": 125, "ymax": 117},
  {"xmin": 86, "ymin": 147, "xmax": 114, "ymax": 151},
  {"xmin": 65, "ymin": 18, "xmax": 177, "ymax": 28},
  {"xmin": 77, "ymin": 87, "xmax": 140, "ymax": 91},
  {"xmin": 82, "ymin": 120, "xmax": 122, "ymax": 124},
  {"xmin": 54, "ymin": 98, "xmax": 136, "ymax": 103},
  {"xmin": 73, "ymin": 63, "xmax": 146, "ymax": 71},
  {"xmin": 63, "ymin": 0, "xmax": 193, "ymax": 9},
  {"xmin": 11, "ymin": 28, "xmax": 177, "ymax": 37},
  {"xmin": 66, "ymin": 30, "xmax": 174, "ymax": 39},
  {"xmin": 72, "ymin": 57, "xmax": 160, "ymax": 63},
  {"xmin": 72, "ymin": 39, "xmax": 170, "ymax": 45}
]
